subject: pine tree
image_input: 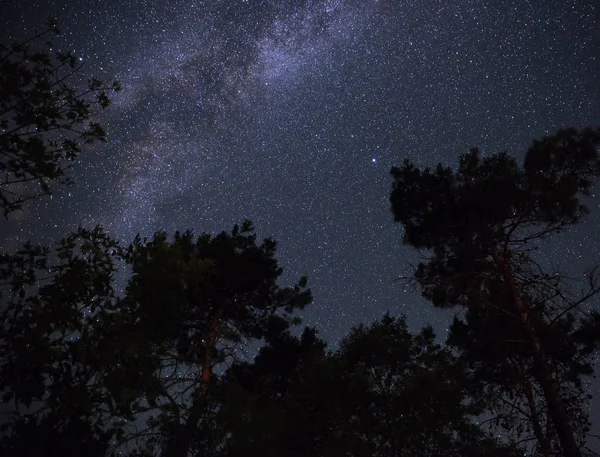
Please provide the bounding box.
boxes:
[389,127,600,457]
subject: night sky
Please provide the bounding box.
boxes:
[2,0,600,429]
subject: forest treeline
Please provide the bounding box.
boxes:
[1,21,600,457]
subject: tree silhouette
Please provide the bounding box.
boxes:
[334,314,521,457]
[221,326,334,457]
[389,127,600,457]
[0,227,149,456]
[109,220,311,457]
[221,314,521,457]
[0,221,311,457]
[0,19,120,216]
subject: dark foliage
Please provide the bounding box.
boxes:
[221,314,521,457]
[0,227,141,456]
[0,19,120,216]
[390,127,600,457]
[0,222,311,457]
[122,220,312,457]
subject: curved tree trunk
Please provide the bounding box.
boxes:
[164,304,228,457]
[491,250,581,457]
[521,377,554,457]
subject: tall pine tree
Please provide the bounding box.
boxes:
[389,127,600,457]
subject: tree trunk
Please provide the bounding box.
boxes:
[532,347,581,457]
[491,250,581,457]
[521,377,554,457]
[167,401,204,457]
[163,304,228,457]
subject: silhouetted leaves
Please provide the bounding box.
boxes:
[221,314,521,457]
[390,127,600,457]
[0,19,120,216]
[0,221,311,457]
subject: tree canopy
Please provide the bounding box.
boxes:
[221,314,521,457]
[0,222,312,457]
[0,19,120,216]
[390,127,600,457]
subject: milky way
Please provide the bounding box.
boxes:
[98,1,375,240]
[2,1,600,426]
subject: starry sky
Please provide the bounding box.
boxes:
[2,0,600,390]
